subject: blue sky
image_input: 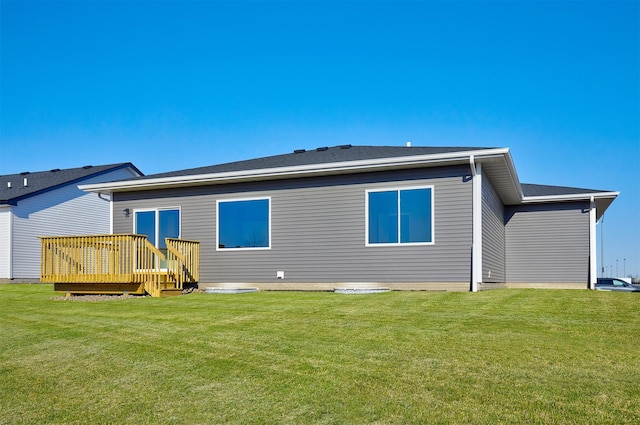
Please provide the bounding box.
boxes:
[1,0,639,277]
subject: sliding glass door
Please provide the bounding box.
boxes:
[135,208,180,267]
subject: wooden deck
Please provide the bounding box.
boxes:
[40,234,199,297]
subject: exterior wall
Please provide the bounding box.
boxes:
[9,168,136,280]
[0,206,12,279]
[481,175,505,286]
[505,201,590,287]
[113,166,474,290]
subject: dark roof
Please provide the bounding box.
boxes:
[521,183,613,197]
[138,145,615,200]
[137,145,491,180]
[0,163,142,205]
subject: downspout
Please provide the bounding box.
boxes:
[8,206,13,279]
[589,196,597,289]
[470,155,482,292]
[110,196,114,234]
[98,192,113,234]
[470,155,477,178]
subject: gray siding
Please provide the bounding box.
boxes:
[505,202,590,284]
[113,166,473,287]
[481,175,505,283]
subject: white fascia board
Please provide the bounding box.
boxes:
[501,149,524,200]
[522,191,620,203]
[80,148,511,194]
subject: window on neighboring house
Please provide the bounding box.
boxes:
[367,187,433,245]
[217,198,270,250]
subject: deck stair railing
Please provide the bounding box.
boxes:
[40,234,200,297]
[166,238,200,287]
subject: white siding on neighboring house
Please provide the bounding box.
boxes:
[10,168,134,280]
[0,207,12,279]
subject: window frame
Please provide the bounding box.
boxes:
[216,197,272,251]
[365,186,435,247]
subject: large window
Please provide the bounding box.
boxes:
[367,187,433,245]
[217,198,270,250]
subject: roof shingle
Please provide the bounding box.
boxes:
[0,163,142,205]
[135,145,491,180]
[521,183,614,197]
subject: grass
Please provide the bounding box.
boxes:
[1,285,638,424]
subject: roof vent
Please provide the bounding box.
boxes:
[406,141,412,147]
[82,165,93,169]
[23,178,28,187]
[338,144,352,149]
[7,182,11,189]
[316,146,329,152]
[50,168,60,172]
[293,149,306,154]
[20,171,30,175]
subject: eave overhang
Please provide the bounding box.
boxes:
[522,192,619,221]
[78,147,618,219]
[80,147,521,197]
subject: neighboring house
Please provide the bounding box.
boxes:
[80,146,618,291]
[0,163,143,281]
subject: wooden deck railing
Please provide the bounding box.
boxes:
[166,238,200,288]
[40,235,200,296]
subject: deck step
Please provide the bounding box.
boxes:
[158,288,183,297]
[143,279,182,298]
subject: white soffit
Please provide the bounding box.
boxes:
[475,153,523,204]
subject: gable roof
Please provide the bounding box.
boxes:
[0,163,143,206]
[79,145,618,218]
[137,145,489,179]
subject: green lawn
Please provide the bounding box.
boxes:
[1,285,638,424]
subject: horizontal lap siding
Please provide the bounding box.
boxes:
[11,169,135,280]
[505,202,589,283]
[482,176,505,283]
[113,166,473,285]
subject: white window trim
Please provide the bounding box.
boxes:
[365,185,435,247]
[132,207,182,246]
[216,197,272,251]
